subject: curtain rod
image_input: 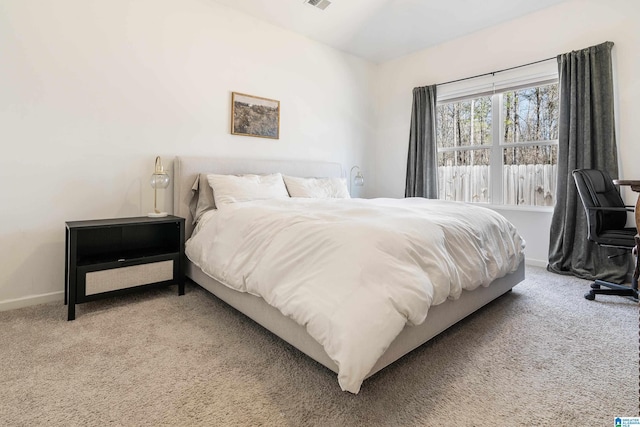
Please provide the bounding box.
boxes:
[437,56,556,86]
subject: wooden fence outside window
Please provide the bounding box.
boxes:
[438,164,557,206]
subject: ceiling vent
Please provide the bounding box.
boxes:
[304,0,332,11]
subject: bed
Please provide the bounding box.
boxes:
[173,156,525,394]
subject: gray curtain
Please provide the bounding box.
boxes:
[405,85,438,198]
[547,41,627,282]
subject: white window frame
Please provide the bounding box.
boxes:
[436,60,559,207]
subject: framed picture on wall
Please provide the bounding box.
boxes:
[231,92,280,139]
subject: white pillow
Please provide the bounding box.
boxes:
[283,175,350,199]
[206,173,289,207]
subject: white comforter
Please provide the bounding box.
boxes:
[186,198,525,393]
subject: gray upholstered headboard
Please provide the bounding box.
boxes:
[173,156,344,238]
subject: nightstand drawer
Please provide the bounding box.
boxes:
[76,253,180,302]
[84,259,174,295]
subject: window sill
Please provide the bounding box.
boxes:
[474,203,555,213]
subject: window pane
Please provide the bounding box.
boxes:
[503,145,558,206]
[438,149,491,203]
[437,96,492,148]
[503,83,558,143]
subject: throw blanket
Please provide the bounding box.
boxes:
[186,198,525,393]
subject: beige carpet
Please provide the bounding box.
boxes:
[0,266,637,426]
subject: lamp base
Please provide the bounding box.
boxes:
[148,212,168,218]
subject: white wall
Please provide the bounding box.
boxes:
[0,0,375,307]
[2,0,637,307]
[371,0,640,266]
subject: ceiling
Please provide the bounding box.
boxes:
[212,0,569,63]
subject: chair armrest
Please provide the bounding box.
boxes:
[585,206,635,212]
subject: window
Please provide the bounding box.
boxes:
[436,67,559,207]
[437,96,492,203]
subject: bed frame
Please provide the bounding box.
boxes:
[173,156,525,380]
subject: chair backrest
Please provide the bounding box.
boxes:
[572,169,627,241]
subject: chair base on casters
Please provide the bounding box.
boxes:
[584,237,639,301]
[584,279,639,301]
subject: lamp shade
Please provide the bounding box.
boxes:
[150,171,170,189]
[354,171,364,187]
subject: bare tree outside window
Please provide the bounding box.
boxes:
[504,84,558,143]
[437,82,559,206]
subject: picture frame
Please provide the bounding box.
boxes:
[231,92,280,139]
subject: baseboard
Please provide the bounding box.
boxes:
[525,258,547,268]
[0,291,64,312]
[0,257,583,312]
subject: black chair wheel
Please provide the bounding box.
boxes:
[584,292,596,300]
[590,283,601,289]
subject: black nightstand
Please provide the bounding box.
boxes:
[65,215,185,320]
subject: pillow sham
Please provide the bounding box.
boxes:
[190,174,217,224]
[206,173,290,207]
[283,175,350,199]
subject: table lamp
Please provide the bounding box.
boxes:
[350,165,364,195]
[149,156,170,217]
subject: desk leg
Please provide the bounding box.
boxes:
[633,236,639,293]
[634,194,639,295]
[635,195,640,234]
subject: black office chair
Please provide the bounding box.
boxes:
[572,169,639,301]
